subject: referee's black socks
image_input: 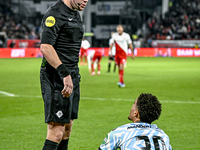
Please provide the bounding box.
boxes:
[57,139,69,150]
[42,139,58,150]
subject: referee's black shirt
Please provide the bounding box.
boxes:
[41,0,84,68]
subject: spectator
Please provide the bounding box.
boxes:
[0,3,39,41]
[148,0,200,40]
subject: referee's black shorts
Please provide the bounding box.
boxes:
[109,55,115,61]
[40,64,81,124]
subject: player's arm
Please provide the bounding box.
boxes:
[40,44,62,69]
[98,131,119,150]
[40,44,73,98]
[109,43,114,57]
[128,43,134,59]
[126,33,134,59]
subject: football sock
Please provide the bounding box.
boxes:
[42,139,58,150]
[98,63,101,71]
[85,56,87,63]
[108,62,111,72]
[57,139,69,150]
[119,69,124,83]
[113,63,116,72]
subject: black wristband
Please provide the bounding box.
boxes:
[56,64,70,80]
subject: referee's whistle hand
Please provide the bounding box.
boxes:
[61,75,73,98]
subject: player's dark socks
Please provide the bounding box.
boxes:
[107,63,111,72]
[113,63,116,72]
[57,139,69,150]
[42,139,58,150]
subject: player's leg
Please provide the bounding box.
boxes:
[84,52,87,66]
[42,122,65,150]
[87,55,91,73]
[119,63,125,84]
[115,56,123,86]
[57,120,73,150]
[80,54,83,65]
[113,62,116,72]
[91,54,97,75]
[97,56,102,75]
[91,60,95,75]
[107,56,112,72]
[112,56,116,72]
[117,58,126,87]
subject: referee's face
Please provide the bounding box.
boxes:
[76,0,89,11]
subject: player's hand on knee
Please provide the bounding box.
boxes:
[61,75,73,98]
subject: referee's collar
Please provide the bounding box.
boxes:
[60,0,77,15]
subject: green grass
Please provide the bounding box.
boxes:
[0,57,200,150]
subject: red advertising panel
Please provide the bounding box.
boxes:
[0,48,200,58]
[135,48,200,57]
[0,48,42,58]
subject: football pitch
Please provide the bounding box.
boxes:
[0,57,200,150]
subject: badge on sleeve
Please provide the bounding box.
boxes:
[45,16,56,27]
[102,135,109,145]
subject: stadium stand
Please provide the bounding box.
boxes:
[0,1,39,47]
[148,0,200,40]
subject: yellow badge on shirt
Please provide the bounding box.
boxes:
[45,16,56,27]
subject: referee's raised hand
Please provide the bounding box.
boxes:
[61,75,73,98]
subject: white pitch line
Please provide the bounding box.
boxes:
[81,97,200,104]
[0,93,200,104]
[0,91,16,97]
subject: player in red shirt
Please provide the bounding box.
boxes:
[91,49,102,75]
[110,25,134,87]
[80,38,90,65]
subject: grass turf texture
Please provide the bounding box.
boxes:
[0,57,200,150]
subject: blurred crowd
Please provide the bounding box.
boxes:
[0,2,39,47]
[148,0,200,40]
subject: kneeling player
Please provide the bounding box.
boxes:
[87,50,97,73]
[91,49,102,75]
[80,38,90,65]
[98,93,172,150]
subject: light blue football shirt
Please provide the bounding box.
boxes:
[99,122,172,150]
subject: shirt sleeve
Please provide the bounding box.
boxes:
[41,10,64,45]
[109,38,114,45]
[99,131,119,150]
[126,34,132,45]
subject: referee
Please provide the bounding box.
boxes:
[40,0,88,150]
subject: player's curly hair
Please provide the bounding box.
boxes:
[137,93,162,124]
